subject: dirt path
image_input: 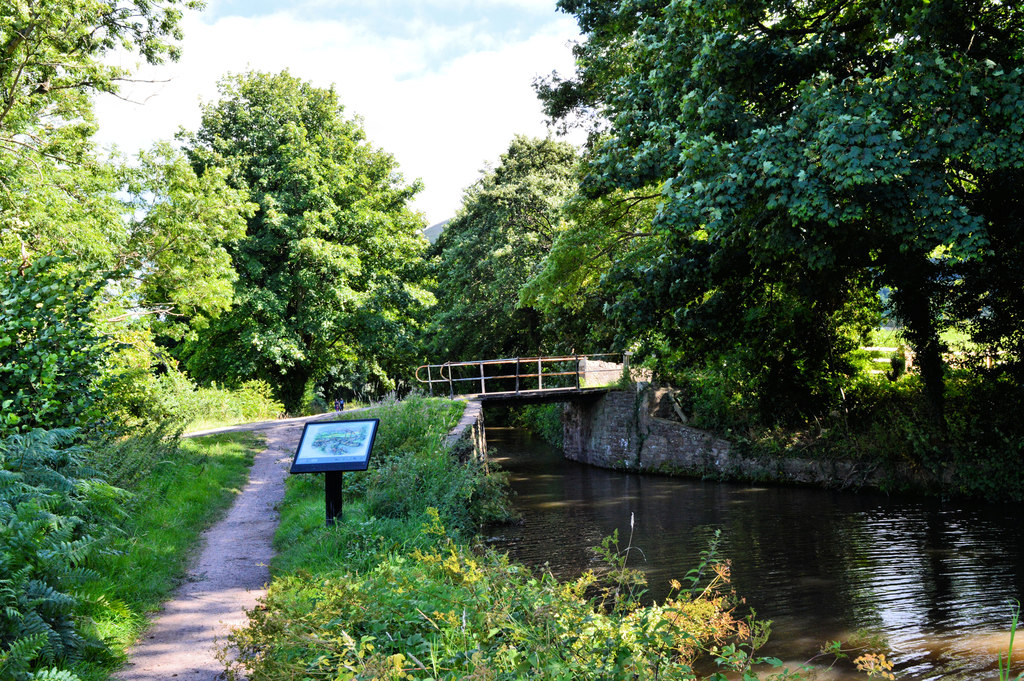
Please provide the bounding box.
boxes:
[114,413,339,681]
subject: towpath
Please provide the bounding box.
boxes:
[114,412,350,681]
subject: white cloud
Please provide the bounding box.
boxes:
[93,6,583,224]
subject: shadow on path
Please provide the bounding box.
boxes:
[115,411,364,680]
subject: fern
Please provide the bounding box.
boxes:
[0,633,47,680]
[0,429,120,678]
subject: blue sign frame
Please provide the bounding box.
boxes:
[290,419,379,473]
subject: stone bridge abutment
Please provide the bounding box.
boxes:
[562,386,732,474]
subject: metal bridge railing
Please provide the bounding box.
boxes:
[414,353,628,398]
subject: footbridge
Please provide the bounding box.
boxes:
[415,354,628,404]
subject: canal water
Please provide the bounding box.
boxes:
[484,426,1024,680]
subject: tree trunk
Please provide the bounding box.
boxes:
[887,257,948,436]
[278,367,312,415]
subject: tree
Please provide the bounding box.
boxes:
[0,0,262,432]
[181,71,431,411]
[428,136,583,360]
[118,143,255,339]
[541,0,1024,429]
[1,0,201,257]
[0,0,199,152]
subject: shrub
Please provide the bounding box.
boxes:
[0,257,113,436]
[343,395,511,534]
[152,374,284,431]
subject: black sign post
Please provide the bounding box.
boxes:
[290,419,379,526]
[324,470,344,526]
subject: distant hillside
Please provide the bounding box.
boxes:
[423,219,450,245]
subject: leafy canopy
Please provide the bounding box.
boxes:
[429,136,583,360]
[182,71,432,410]
[1,0,202,256]
[541,0,1024,425]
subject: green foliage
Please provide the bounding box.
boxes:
[542,0,1024,431]
[154,376,284,433]
[0,257,113,436]
[339,396,509,534]
[116,143,257,339]
[0,420,261,681]
[428,136,596,360]
[999,603,1023,681]
[0,0,201,268]
[509,404,564,448]
[79,431,260,672]
[181,70,432,411]
[0,429,125,681]
[520,187,659,321]
[699,367,1024,500]
[1,1,260,440]
[233,514,789,681]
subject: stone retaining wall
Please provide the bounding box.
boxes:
[563,385,918,490]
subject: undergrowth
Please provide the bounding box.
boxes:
[225,395,806,681]
[0,425,263,681]
[674,359,1024,500]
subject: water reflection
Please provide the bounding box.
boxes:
[484,427,1024,680]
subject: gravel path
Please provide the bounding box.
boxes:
[114,413,340,681]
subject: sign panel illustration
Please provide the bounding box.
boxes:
[290,419,379,473]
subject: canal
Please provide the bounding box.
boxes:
[484,426,1024,680]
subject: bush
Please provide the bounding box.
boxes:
[229,511,786,681]
[0,257,113,436]
[342,395,511,534]
[152,374,284,432]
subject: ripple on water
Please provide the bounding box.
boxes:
[484,426,1024,681]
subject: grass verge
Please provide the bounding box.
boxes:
[74,431,264,680]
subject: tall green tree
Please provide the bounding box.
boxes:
[428,136,586,360]
[0,0,260,432]
[541,0,1024,428]
[181,71,431,410]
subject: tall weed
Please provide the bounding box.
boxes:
[230,510,792,681]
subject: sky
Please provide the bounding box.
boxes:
[93,0,585,226]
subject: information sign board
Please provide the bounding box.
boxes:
[290,419,379,473]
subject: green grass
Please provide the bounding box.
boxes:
[74,431,264,680]
[868,325,977,350]
[179,384,284,432]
